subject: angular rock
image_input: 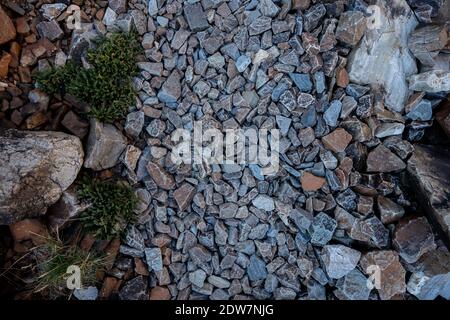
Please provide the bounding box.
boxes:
[248,17,272,36]
[309,212,337,246]
[119,276,147,300]
[321,245,361,279]
[84,120,127,171]
[408,70,450,93]
[36,20,64,42]
[184,3,209,32]
[158,71,181,103]
[360,250,406,300]
[0,130,83,224]
[334,269,371,300]
[407,249,450,300]
[322,128,352,153]
[347,1,418,112]
[145,247,163,272]
[393,217,436,264]
[173,183,196,211]
[0,6,16,45]
[335,11,366,46]
[378,196,405,224]
[47,187,89,231]
[146,162,175,190]
[301,172,325,192]
[252,195,275,211]
[125,111,145,138]
[366,145,406,173]
[247,254,267,281]
[407,145,450,239]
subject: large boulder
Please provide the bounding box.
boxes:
[0,130,83,224]
[347,0,418,113]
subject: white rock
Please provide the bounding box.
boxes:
[347,0,418,113]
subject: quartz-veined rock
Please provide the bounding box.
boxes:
[347,0,418,112]
[0,130,83,224]
[408,70,450,93]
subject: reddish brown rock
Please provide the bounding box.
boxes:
[25,112,47,129]
[146,162,175,190]
[393,217,436,264]
[9,219,48,245]
[377,196,405,224]
[61,110,89,139]
[336,67,349,87]
[149,286,171,300]
[0,53,12,78]
[135,258,149,276]
[15,17,30,35]
[292,0,311,10]
[367,144,406,173]
[360,250,406,300]
[0,6,16,45]
[173,183,196,211]
[322,128,352,153]
[301,172,325,192]
[336,11,366,46]
[436,98,450,139]
[100,277,119,299]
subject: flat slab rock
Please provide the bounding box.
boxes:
[0,130,83,224]
[407,145,450,241]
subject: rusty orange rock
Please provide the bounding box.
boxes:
[0,6,16,45]
[0,53,12,78]
[301,172,325,192]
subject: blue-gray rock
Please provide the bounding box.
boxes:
[74,286,98,300]
[309,212,337,246]
[248,16,272,35]
[276,115,292,136]
[249,164,264,181]
[301,105,317,127]
[235,55,251,72]
[334,269,371,300]
[406,99,433,121]
[336,189,357,211]
[119,276,148,300]
[324,100,342,127]
[247,254,268,281]
[345,84,369,98]
[314,71,326,94]
[184,3,210,32]
[290,73,313,92]
[145,247,163,272]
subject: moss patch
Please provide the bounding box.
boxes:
[77,176,137,240]
[35,32,142,122]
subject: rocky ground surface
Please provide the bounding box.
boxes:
[1,0,450,300]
